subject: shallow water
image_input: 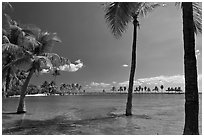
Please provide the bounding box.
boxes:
[2,94,202,135]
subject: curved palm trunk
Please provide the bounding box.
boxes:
[17,68,35,114]
[182,2,199,135]
[126,16,138,116]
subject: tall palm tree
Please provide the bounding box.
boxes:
[181,2,202,135]
[105,2,161,116]
[2,18,77,114]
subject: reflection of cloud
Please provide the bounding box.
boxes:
[122,64,128,67]
[59,60,83,72]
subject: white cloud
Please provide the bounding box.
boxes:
[119,80,142,86]
[90,82,110,87]
[198,74,202,80]
[40,69,50,73]
[138,75,185,85]
[195,50,200,56]
[122,64,128,67]
[90,82,100,86]
[59,59,83,72]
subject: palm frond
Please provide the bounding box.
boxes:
[180,2,202,34]
[42,53,65,68]
[3,56,33,76]
[21,24,42,38]
[105,2,136,38]
[2,2,13,10]
[2,35,10,43]
[192,2,202,34]
[38,32,61,54]
[33,55,53,72]
[2,43,24,58]
[138,2,161,17]
[18,34,39,52]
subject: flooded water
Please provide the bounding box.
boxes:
[2,94,202,135]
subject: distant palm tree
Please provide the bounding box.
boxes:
[105,2,161,116]
[160,85,164,91]
[52,68,60,83]
[181,2,202,135]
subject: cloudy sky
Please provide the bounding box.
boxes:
[6,2,202,91]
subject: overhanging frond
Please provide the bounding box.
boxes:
[180,2,202,34]
[138,2,161,17]
[192,2,202,34]
[105,2,136,38]
[37,32,61,54]
[105,2,162,38]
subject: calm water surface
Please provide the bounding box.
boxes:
[2,94,202,135]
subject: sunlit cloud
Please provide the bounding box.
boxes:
[90,82,100,86]
[195,50,200,56]
[59,59,83,72]
[138,75,185,85]
[119,81,142,86]
[40,59,83,73]
[122,64,128,67]
[90,82,110,87]
[117,74,202,87]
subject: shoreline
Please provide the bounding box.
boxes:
[6,92,202,98]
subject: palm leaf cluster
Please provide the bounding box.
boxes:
[105,2,161,38]
[2,15,75,82]
[176,2,202,34]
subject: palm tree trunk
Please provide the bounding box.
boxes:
[126,16,138,116]
[17,68,35,114]
[5,67,11,93]
[182,2,199,135]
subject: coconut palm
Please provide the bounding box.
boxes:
[2,18,77,114]
[181,2,202,135]
[104,2,162,115]
[2,14,30,95]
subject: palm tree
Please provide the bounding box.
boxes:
[2,14,23,95]
[2,18,77,114]
[181,2,202,135]
[52,68,60,82]
[105,2,161,116]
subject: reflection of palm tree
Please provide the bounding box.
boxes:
[105,2,161,116]
[182,2,201,135]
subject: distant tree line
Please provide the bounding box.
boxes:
[3,80,83,97]
[110,85,182,93]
